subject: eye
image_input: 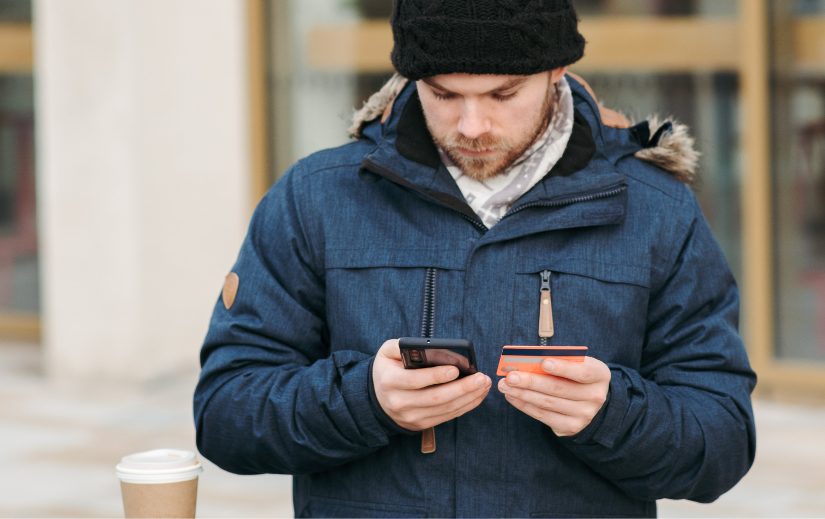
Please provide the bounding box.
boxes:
[432,90,455,101]
[492,91,518,101]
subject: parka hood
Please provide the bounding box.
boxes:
[348,73,699,185]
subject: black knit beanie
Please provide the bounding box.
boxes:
[390,0,585,80]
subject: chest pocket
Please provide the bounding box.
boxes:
[511,258,650,369]
[325,248,466,356]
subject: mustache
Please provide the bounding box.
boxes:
[441,132,514,154]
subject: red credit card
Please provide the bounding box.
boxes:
[496,346,588,376]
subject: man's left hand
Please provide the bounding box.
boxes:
[498,357,611,437]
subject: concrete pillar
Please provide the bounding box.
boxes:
[34,0,251,382]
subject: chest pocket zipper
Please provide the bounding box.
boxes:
[420,267,438,454]
[539,270,554,346]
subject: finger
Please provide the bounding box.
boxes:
[541,357,610,385]
[390,364,461,390]
[418,387,490,429]
[428,377,491,413]
[504,395,583,436]
[377,373,482,424]
[503,371,582,401]
[377,339,401,360]
[400,382,490,429]
[415,372,491,406]
[498,382,590,417]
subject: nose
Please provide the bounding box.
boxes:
[457,102,491,140]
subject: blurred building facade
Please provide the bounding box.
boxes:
[1,0,824,397]
[0,0,252,382]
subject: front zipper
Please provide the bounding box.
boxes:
[420,267,438,454]
[420,268,438,338]
[539,270,554,346]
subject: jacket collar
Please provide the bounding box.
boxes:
[565,74,644,165]
[359,75,629,233]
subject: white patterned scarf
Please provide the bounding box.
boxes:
[439,77,575,229]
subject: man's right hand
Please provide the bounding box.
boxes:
[373,339,492,431]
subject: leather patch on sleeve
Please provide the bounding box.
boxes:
[223,273,239,310]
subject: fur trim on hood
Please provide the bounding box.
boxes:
[348,73,699,185]
[348,73,407,139]
[633,115,698,185]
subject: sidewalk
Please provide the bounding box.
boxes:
[0,341,823,517]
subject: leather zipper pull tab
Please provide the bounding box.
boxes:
[421,426,436,453]
[539,270,554,339]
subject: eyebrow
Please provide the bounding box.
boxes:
[422,76,529,96]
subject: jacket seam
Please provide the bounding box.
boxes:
[306,494,428,514]
[302,161,366,179]
[620,161,689,202]
[649,200,698,301]
[515,256,650,272]
[328,246,466,252]
[292,162,327,276]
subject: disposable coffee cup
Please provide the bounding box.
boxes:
[116,449,203,518]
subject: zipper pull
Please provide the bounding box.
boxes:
[421,427,436,454]
[539,270,554,341]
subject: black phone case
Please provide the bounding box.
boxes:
[398,337,478,377]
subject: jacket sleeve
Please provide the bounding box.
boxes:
[193,164,394,475]
[559,188,757,503]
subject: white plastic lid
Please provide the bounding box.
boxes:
[116,449,203,484]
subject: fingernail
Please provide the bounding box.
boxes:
[475,373,486,386]
[508,373,521,385]
[542,359,555,372]
[498,380,510,392]
[447,368,459,379]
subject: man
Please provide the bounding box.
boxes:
[194,1,756,517]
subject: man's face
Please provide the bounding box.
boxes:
[417,68,566,182]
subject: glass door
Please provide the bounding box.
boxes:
[256,0,825,396]
[0,0,37,340]
[771,0,825,364]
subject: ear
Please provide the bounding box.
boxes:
[566,72,597,100]
[566,72,631,129]
[549,66,568,85]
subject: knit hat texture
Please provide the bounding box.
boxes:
[390,0,586,80]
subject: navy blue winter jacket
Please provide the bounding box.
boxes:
[194,76,756,518]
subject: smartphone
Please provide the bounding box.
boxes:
[399,337,479,378]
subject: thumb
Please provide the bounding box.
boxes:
[377,338,401,360]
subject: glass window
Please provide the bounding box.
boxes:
[0,0,36,315]
[0,0,31,22]
[0,75,36,314]
[574,0,736,16]
[771,0,825,362]
[264,0,742,284]
[267,0,395,182]
[575,72,741,284]
[796,0,825,15]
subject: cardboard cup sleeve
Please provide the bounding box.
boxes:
[116,449,203,518]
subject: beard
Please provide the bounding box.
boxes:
[426,82,556,182]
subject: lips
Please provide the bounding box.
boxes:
[457,148,501,157]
